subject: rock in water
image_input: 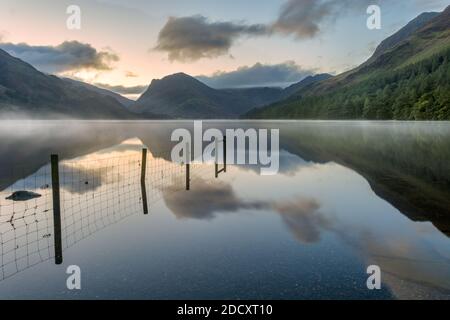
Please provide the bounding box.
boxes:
[6,191,42,201]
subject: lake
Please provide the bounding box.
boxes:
[0,120,449,299]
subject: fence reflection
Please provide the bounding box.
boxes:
[0,166,54,281]
[0,144,222,282]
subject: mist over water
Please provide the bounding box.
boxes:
[0,120,449,299]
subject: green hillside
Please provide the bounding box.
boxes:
[247,6,450,120]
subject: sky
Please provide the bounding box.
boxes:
[0,0,449,98]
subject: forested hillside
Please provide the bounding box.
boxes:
[249,48,450,120]
[247,6,450,120]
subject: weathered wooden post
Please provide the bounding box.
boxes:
[186,142,190,190]
[141,148,148,214]
[50,154,63,265]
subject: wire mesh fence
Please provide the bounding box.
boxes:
[0,164,54,281]
[0,141,226,282]
[60,155,143,251]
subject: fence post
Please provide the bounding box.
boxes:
[141,148,147,184]
[50,154,63,265]
[215,138,219,178]
[223,135,227,173]
[141,148,148,214]
[186,142,190,190]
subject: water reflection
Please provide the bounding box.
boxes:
[0,121,449,299]
[273,199,333,244]
[163,177,268,220]
[0,134,223,281]
[273,121,450,236]
[161,176,333,244]
[213,159,450,299]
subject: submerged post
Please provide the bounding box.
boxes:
[215,137,227,178]
[141,148,148,214]
[186,142,190,190]
[141,148,147,184]
[223,135,227,173]
[215,138,219,178]
[50,154,63,265]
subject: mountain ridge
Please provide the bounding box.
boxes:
[131,72,330,119]
[370,12,440,60]
[0,48,136,119]
[62,78,134,108]
[246,6,450,120]
[2,6,448,120]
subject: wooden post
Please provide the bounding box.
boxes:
[50,154,63,265]
[215,138,219,178]
[141,148,148,214]
[141,148,147,184]
[223,135,227,173]
[141,181,148,215]
[186,163,190,190]
[186,142,190,190]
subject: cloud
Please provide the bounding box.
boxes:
[273,198,333,243]
[0,41,119,73]
[162,178,269,220]
[161,176,333,244]
[272,0,373,39]
[94,83,147,95]
[153,1,375,62]
[197,61,314,88]
[237,149,317,177]
[154,15,268,62]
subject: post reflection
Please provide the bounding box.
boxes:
[0,121,449,299]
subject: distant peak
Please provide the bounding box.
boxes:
[163,72,194,80]
[149,72,196,85]
[171,72,191,77]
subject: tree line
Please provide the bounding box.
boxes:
[250,47,450,120]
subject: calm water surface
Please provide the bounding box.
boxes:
[0,120,449,299]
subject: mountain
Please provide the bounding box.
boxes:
[221,87,284,112]
[281,73,333,99]
[1,46,324,119]
[246,6,450,120]
[131,72,284,118]
[370,12,440,60]
[62,78,134,108]
[0,49,136,119]
[131,72,333,119]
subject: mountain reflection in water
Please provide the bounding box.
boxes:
[0,120,449,300]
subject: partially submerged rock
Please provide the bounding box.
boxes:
[5,191,42,201]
